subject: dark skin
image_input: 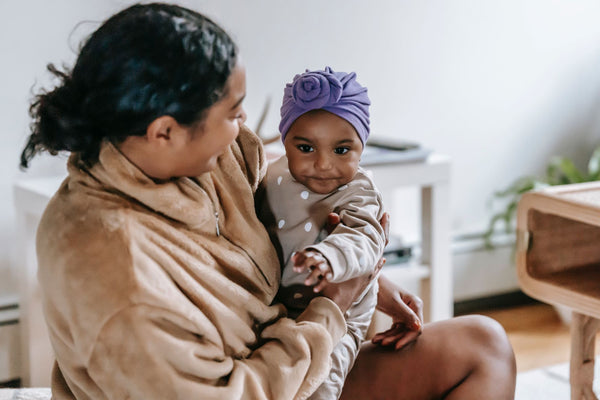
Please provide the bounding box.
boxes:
[323,212,516,400]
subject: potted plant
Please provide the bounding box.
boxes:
[484,146,600,248]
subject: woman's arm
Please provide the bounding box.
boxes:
[87,298,346,400]
[82,260,378,400]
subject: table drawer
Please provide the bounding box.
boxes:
[0,309,20,383]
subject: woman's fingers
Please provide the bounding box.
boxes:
[371,325,400,343]
[325,212,341,234]
[371,323,422,350]
[374,257,386,276]
[397,300,422,331]
[379,212,390,246]
[291,251,306,272]
[394,331,420,350]
[401,294,424,330]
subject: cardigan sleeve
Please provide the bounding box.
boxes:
[86,297,345,400]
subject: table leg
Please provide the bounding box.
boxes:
[420,183,452,322]
[570,312,600,400]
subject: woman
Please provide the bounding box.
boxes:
[22,3,516,399]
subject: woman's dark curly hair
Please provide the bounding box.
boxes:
[20,3,238,168]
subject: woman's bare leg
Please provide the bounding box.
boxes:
[340,315,516,400]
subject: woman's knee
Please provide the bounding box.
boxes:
[458,315,515,364]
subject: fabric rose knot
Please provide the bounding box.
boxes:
[279,66,371,145]
[291,70,343,109]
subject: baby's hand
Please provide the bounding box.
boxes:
[291,250,333,293]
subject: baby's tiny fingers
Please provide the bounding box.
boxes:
[304,269,321,286]
[313,278,329,293]
[293,261,308,273]
[304,263,327,286]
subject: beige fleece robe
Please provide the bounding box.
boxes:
[36,126,346,400]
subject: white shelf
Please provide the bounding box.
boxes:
[367,154,453,322]
[0,308,19,324]
[0,323,19,382]
[0,294,18,310]
[381,262,430,283]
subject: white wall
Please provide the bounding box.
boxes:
[3,1,600,293]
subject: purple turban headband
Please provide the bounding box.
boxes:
[279,67,371,145]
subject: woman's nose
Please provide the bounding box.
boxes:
[238,109,247,125]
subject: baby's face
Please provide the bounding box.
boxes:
[284,110,362,194]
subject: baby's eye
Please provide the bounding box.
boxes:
[297,144,314,153]
[334,147,349,155]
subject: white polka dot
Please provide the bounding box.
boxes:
[300,191,309,200]
[277,176,283,185]
[359,255,366,267]
[278,219,286,229]
[304,222,312,232]
[338,184,348,191]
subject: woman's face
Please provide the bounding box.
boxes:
[283,109,363,194]
[174,62,247,177]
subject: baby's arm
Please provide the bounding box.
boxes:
[309,174,386,283]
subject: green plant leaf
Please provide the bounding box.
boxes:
[493,176,540,197]
[486,145,600,250]
[483,213,507,249]
[503,201,518,232]
[546,157,585,184]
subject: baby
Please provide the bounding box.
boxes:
[262,67,386,400]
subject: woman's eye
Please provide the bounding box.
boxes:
[297,144,313,153]
[334,147,349,155]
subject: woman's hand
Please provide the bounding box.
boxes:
[371,274,423,350]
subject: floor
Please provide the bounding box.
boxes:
[472,301,600,372]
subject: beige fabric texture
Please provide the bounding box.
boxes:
[35,126,346,400]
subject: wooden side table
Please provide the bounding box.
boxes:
[516,182,600,400]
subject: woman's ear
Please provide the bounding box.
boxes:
[146,116,185,146]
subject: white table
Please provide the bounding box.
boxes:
[364,154,453,324]
[12,153,452,386]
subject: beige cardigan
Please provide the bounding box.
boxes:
[36,126,346,400]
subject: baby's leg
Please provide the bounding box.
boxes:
[309,332,360,400]
[310,283,378,400]
[340,315,516,400]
